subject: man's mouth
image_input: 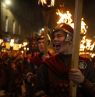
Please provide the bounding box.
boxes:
[53,44,61,50]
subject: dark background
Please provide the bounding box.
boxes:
[9,0,95,39]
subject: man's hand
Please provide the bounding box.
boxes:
[69,68,84,84]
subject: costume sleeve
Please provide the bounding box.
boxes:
[79,59,95,97]
[34,64,49,97]
[80,78,95,97]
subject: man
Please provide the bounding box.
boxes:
[23,31,56,97]
[31,31,55,69]
[34,23,95,97]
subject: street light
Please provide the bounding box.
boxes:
[2,0,12,8]
[4,0,11,6]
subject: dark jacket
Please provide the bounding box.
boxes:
[35,53,95,97]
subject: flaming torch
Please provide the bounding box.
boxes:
[56,10,87,35]
[81,18,88,35]
[56,1,84,97]
[38,0,55,54]
[80,36,95,57]
[38,0,47,5]
[56,9,95,57]
[38,0,55,7]
[56,10,73,25]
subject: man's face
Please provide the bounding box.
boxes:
[52,31,68,53]
[38,39,45,52]
[31,41,37,50]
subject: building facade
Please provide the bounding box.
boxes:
[0,1,22,43]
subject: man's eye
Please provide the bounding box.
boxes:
[58,35,62,37]
[57,35,64,38]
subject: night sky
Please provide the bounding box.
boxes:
[83,0,95,39]
[10,0,95,39]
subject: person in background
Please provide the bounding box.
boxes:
[34,23,95,97]
[24,31,55,97]
[31,31,55,69]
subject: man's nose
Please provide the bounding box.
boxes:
[53,36,58,41]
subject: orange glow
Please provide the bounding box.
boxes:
[56,10,73,25]
[80,36,95,51]
[38,0,47,5]
[38,0,55,7]
[56,10,87,34]
[81,18,88,34]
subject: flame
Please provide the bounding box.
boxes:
[56,10,73,25]
[80,36,95,57]
[56,10,95,55]
[80,36,95,51]
[38,0,55,7]
[38,0,47,5]
[81,18,88,34]
[51,0,55,6]
[56,10,87,34]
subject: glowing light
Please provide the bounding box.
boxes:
[0,39,3,45]
[27,48,29,51]
[56,10,73,25]
[38,0,47,5]
[10,39,14,47]
[56,10,87,34]
[38,0,55,7]
[22,42,28,47]
[81,18,88,34]
[80,36,95,51]
[51,0,55,6]
[4,0,12,6]
[18,44,22,49]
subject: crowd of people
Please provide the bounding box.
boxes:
[0,23,95,97]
